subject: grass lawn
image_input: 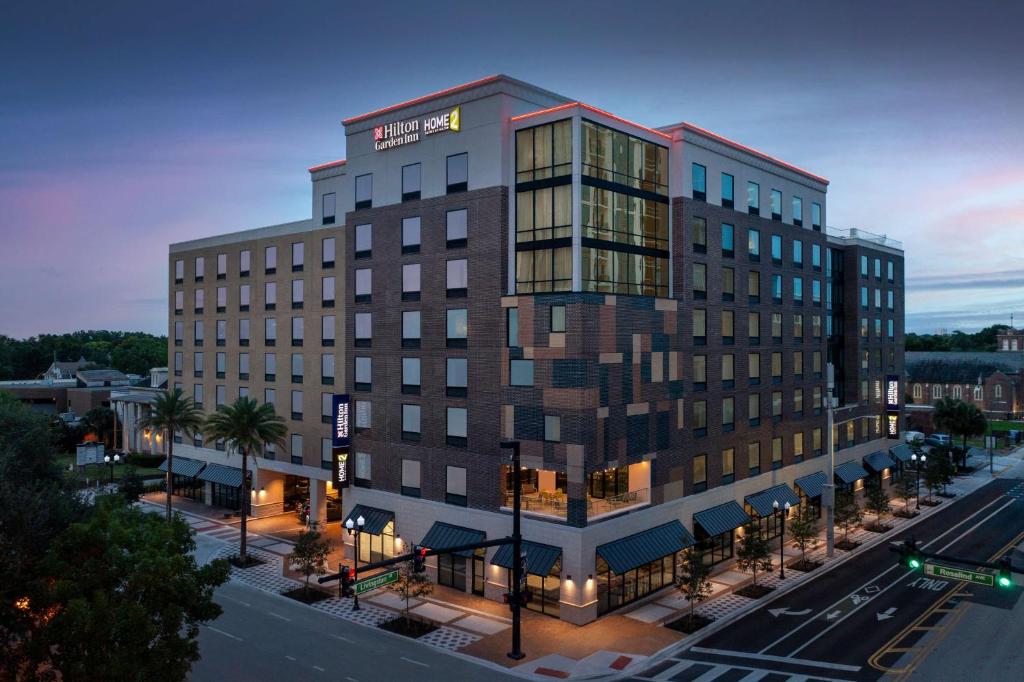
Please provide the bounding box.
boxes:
[57,453,165,482]
[987,420,1024,433]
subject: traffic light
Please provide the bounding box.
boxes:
[899,540,923,570]
[340,565,353,597]
[997,558,1013,588]
[413,545,427,573]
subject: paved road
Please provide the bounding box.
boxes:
[630,476,1024,681]
[189,536,514,682]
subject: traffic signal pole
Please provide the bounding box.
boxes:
[501,440,525,660]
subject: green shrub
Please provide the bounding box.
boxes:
[127,452,165,468]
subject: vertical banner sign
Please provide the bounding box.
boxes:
[332,394,351,488]
[885,375,900,439]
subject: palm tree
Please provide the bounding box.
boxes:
[933,397,987,469]
[204,397,287,566]
[137,389,204,521]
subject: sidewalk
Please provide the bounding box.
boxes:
[141,457,1016,680]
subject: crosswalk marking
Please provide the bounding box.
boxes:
[633,658,851,682]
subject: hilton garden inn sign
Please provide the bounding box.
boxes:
[373,106,460,151]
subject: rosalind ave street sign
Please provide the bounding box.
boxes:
[924,562,994,587]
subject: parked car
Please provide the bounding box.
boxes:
[925,433,952,448]
[905,430,925,444]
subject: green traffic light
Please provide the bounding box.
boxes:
[909,558,921,569]
[998,575,1012,588]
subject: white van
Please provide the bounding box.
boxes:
[904,431,925,444]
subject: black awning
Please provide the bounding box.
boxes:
[863,451,897,473]
[420,521,485,558]
[344,504,394,535]
[795,471,828,499]
[157,456,205,478]
[596,521,695,575]
[835,460,869,484]
[693,501,750,537]
[491,540,561,576]
[745,484,801,517]
[197,463,243,487]
[889,443,913,463]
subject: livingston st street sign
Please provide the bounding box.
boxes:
[924,562,994,587]
[373,106,460,151]
[354,569,399,595]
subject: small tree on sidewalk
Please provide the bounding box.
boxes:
[834,489,863,547]
[788,504,819,568]
[292,528,331,599]
[895,472,916,516]
[385,560,433,622]
[924,454,953,500]
[864,477,891,530]
[675,547,713,628]
[736,518,772,588]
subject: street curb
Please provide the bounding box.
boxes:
[601,475,997,681]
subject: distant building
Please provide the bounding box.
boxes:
[75,369,130,388]
[997,327,1024,352]
[39,356,90,381]
[906,351,1022,420]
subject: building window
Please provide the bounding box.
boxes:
[194,288,204,314]
[692,163,707,200]
[771,353,782,384]
[812,202,822,230]
[748,228,760,259]
[401,458,421,496]
[722,354,735,388]
[322,277,335,308]
[402,311,421,348]
[693,355,707,390]
[887,260,895,282]
[518,247,572,294]
[693,454,707,492]
[792,196,803,226]
[447,407,467,446]
[722,266,735,301]
[193,352,204,378]
[749,441,761,475]
[580,244,667,297]
[693,309,707,345]
[693,263,707,299]
[291,279,304,309]
[771,234,783,262]
[193,383,203,408]
[518,184,572,242]
[355,451,371,487]
[691,217,707,253]
[793,239,803,267]
[549,306,566,334]
[721,173,734,209]
[510,359,534,387]
[322,237,335,268]
[749,352,761,384]
[747,181,760,215]
[812,280,822,304]
[722,310,734,342]
[194,256,204,282]
[402,358,421,394]
[265,281,276,310]
[794,351,803,377]
[291,390,303,420]
[812,244,821,271]
[216,253,227,279]
[355,400,371,430]
[238,352,249,380]
[772,436,783,469]
[401,406,421,442]
[722,447,735,483]
[354,312,371,347]
[355,224,372,258]
[402,217,421,254]
[292,242,304,272]
[748,271,760,303]
[693,400,707,437]
[447,208,468,247]
[355,173,372,209]
[239,249,250,276]
[447,309,468,348]
[291,317,304,346]
[239,285,250,312]
[174,290,183,313]
[447,153,468,193]
[264,246,277,275]
[770,189,782,221]
[932,385,941,399]
[748,393,760,425]
[402,264,421,302]
[238,319,249,346]
[507,308,519,347]
[544,415,561,443]
[447,358,468,397]
[517,119,572,182]
[793,277,803,303]
[291,353,303,383]
[355,268,371,303]
[174,259,184,283]
[722,397,735,431]
[446,259,468,297]
[721,223,734,256]
[193,320,204,346]
[771,313,783,340]
[264,317,276,346]
[215,352,226,378]
[290,433,303,465]
[322,193,336,225]
[446,466,467,506]
[355,357,371,391]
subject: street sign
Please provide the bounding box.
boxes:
[924,562,994,587]
[353,569,399,595]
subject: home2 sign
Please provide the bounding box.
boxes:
[332,394,351,488]
[373,106,460,151]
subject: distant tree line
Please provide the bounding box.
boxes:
[0,331,167,380]
[904,324,1010,353]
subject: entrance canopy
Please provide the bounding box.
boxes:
[834,460,869,484]
[744,484,801,518]
[889,443,913,463]
[863,451,897,473]
[420,521,485,558]
[492,540,561,576]
[693,501,750,537]
[198,463,243,488]
[596,521,695,575]
[344,504,394,535]
[157,456,205,478]
[794,471,828,499]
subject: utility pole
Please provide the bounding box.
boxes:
[500,440,525,660]
[824,363,836,558]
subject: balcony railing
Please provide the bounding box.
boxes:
[588,488,650,518]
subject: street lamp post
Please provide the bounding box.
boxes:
[499,440,525,661]
[774,500,791,579]
[103,452,121,484]
[344,515,365,611]
[824,364,836,558]
[911,453,926,508]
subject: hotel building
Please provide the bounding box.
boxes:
[166,75,905,625]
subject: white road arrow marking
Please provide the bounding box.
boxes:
[769,607,813,617]
[826,610,842,620]
[876,607,897,621]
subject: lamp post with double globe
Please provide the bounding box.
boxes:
[344,515,365,611]
[103,452,121,484]
[773,499,791,579]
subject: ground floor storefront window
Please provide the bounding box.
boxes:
[507,559,562,617]
[172,474,202,502]
[695,527,734,566]
[357,520,395,566]
[472,550,485,596]
[754,511,782,541]
[596,553,676,616]
[799,492,822,519]
[438,553,467,592]
[211,482,240,510]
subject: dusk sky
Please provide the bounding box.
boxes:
[2,0,1022,338]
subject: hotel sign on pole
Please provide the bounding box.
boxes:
[332,394,351,488]
[373,106,460,151]
[885,375,900,439]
